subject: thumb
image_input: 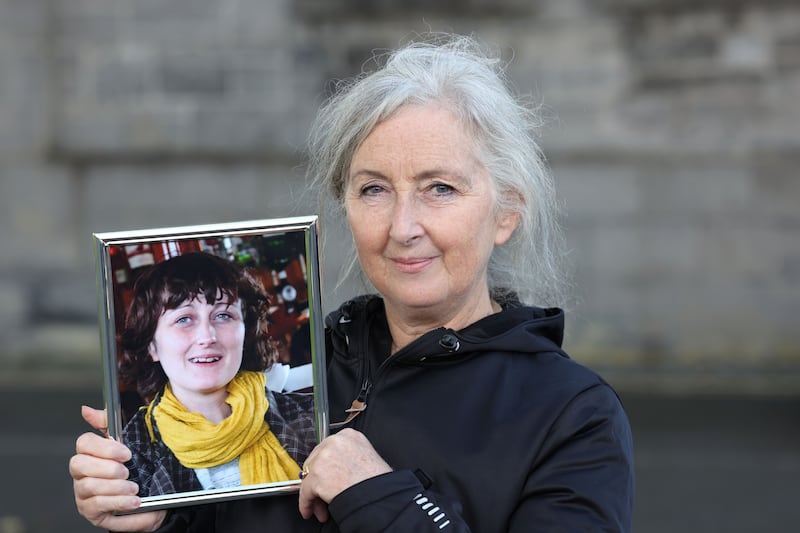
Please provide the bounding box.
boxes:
[81,405,108,434]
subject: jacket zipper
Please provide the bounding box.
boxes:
[331,310,444,429]
[330,311,376,429]
[330,378,372,428]
[330,326,415,429]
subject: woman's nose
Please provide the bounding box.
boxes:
[195,320,217,345]
[388,194,424,245]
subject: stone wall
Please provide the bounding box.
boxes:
[1,0,798,392]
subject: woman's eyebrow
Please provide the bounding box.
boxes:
[350,168,471,184]
[166,300,193,311]
[349,169,386,182]
[417,169,471,184]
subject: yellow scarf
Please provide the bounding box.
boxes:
[145,370,300,486]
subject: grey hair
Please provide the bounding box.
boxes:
[306,34,570,308]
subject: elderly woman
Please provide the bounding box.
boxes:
[70,35,634,532]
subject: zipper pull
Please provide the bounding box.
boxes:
[330,380,371,429]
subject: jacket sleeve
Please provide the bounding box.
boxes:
[328,470,473,532]
[510,382,635,532]
[327,383,634,533]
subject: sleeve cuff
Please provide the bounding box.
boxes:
[328,470,424,529]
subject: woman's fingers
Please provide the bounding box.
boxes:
[72,469,157,531]
[298,480,316,520]
[74,475,138,499]
[81,405,108,433]
[70,435,132,493]
[79,499,166,533]
[299,428,392,522]
[74,482,140,511]
[70,447,140,521]
[299,484,329,522]
[309,428,392,501]
[311,498,330,523]
[74,431,131,463]
[71,455,167,532]
[71,406,167,532]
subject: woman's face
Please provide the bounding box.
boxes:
[345,103,519,322]
[149,293,245,404]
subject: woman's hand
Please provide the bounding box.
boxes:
[69,406,167,532]
[298,428,393,523]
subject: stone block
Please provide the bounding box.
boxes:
[0,5,50,154]
[0,279,30,334]
[637,159,754,218]
[7,323,100,365]
[80,163,306,236]
[554,162,642,221]
[699,224,800,286]
[29,271,97,323]
[54,0,302,155]
[0,164,78,270]
[511,21,628,107]
[751,151,800,218]
[295,0,536,21]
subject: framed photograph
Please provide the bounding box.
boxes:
[93,216,328,512]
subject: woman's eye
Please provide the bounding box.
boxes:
[361,184,386,196]
[215,312,233,321]
[175,316,191,325]
[431,183,455,194]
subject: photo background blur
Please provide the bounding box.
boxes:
[0,1,797,532]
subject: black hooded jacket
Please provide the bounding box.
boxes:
[151,295,634,532]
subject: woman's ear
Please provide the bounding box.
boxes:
[148,342,159,362]
[494,209,521,246]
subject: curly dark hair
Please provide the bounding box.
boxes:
[118,252,277,402]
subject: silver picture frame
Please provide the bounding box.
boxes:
[93,216,328,512]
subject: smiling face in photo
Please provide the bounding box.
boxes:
[149,293,245,406]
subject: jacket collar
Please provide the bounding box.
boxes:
[326,294,567,366]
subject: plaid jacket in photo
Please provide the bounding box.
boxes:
[122,387,317,497]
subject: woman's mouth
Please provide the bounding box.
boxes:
[189,356,222,364]
[392,257,433,274]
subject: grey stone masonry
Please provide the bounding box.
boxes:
[0,0,798,392]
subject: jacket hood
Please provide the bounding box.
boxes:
[325,294,567,366]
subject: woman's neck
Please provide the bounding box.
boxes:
[173,389,232,424]
[384,294,501,355]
